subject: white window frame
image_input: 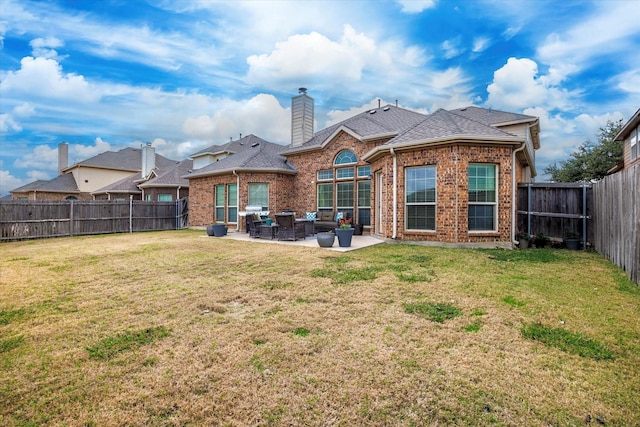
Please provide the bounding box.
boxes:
[405,165,436,231]
[215,184,225,222]
[468,163,498,232]
[248,183,269,211]
[227,183,237,224]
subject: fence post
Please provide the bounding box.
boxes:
[527,184,531,235]
[582,184,587,250]
[129,195,133,233]
[69,200,74,236]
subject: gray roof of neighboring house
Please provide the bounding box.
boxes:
[140,159,193,187]
[93,173,141,194]
[10,173,79,193]
[64,147,177,172]
[185,135,293,179]
[190,135,267,158]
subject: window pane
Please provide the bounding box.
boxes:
[158,194,172,202]
[317,183,333,209]
[357,165,371,177]
[358,208,371,226]
[335,150,357,165]
[215,185,224,205]
[337,167,354,179]
[468,205,495,231]
[407,205,435,230]
[317,170,333,180]
[468,165,496,203]
[227,184,237,223]
[215,207,224,221]
[406,166,436,203]
[336,182,354,208]
[248,183,269,209]
[357,181,370,207]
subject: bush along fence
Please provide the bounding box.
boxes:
[517,182,593,249]
[0,198,189,241]
[593,165,639,286]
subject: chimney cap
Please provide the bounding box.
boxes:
[298,87,307,94]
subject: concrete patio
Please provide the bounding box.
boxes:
[200,228,384,252]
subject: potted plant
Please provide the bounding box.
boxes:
[334,217,354,247]
[531,232,550,248]
[316,230,335,248]
[564,229,580,250]
[515,230,530,249]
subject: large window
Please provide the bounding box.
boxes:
[405,166,436,230]
[248,183,269,210]
[317,183,333,211]
[336,182,354,218]
[227,183,237,223]
[468,164,497,231]
[357,180,371,226]
[215,184,225,221]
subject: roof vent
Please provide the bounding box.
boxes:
[299,87,307,94]
[251,142,259,147]
[369,109,376,114]
[383,106,390,111]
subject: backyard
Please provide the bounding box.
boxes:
[1,230,639,426]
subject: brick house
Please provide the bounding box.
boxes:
[186,90,540,248]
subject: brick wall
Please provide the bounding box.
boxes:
[369,143,516,244]
[12,191,92,201]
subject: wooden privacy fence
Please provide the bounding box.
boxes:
[517,182,593,248]
[593,165,639,285]
[0,198,189,241]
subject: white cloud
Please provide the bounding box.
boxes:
[536,2,640,82]
[486,57,574,112]
[441,37,464,59]
[616,69,640,95]
[182,93,290,145]
[0,56,98,102]
[0,113,21,132]
[13,144,58,170]
[30,37,65,60]
[395,0,437,13]
[472,37,490,53]
[0,169,25,195]
[71,138,112,162]
[13,102,36,117]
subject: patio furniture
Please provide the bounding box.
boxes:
[275,213,306,241]
[246,214,264,238]
[295,218,314,237]
[260,224,279,240]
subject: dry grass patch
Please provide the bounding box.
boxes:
[1,231,639,426]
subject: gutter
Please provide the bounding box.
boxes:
[511,135,528,246]
[390,147,398,239]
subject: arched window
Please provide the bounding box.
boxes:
[65,196,77,200]
[334,150,357,165]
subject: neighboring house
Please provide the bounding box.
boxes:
[10,143,180,201]
[186,90,540,247]
[613,108,640,171]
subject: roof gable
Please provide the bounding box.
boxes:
[11,173,79,194]
[65,147,176,172]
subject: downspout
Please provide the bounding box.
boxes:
[232,170,240,231]
[511,134,529,246]
[390,148,398,239]
[176,186,181,200]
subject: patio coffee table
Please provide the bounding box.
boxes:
[260,224,279,240]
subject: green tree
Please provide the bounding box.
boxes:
[544,119,624,182]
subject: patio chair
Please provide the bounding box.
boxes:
[275,213,306,241]
[247,214,264,238]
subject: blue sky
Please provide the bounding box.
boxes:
[1,0,639,195]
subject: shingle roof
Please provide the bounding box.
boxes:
[449,106,537,126]
[93,173,141,194]
[67,147,176,172]
[185,136,293,179]
[284,105,427,152]
[384,108,519,146]
[140,159,193,187]
[190,135,268,158]
[10,173,79,193]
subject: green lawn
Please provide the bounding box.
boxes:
[1,230,639,426]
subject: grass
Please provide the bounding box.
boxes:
[0,230,639,426]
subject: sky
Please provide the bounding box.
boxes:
[1,0,639,196]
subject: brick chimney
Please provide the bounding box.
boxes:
[291,88,314,147]
[141,142,155,179]
[58,142,68,175]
